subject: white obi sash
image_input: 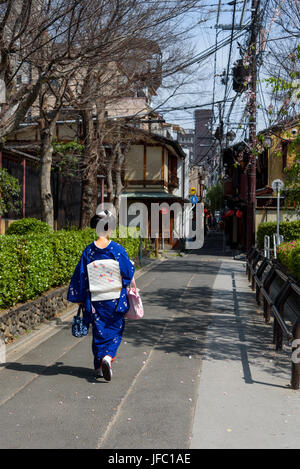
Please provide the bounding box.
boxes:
[87,259,122,301]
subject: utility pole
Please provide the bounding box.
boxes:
[246,0,259,250]
[217,102,224,179]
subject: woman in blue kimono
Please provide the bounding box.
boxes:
[67,210,135,381]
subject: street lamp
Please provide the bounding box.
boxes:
[272,178,284,250]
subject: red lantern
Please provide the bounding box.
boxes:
[236,209,243,218]
[225,209,234,217]
[204,208,207,214]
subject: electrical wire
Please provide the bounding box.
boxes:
[221,0,237,123]
[212,0,222,126]
[163,19,251,77]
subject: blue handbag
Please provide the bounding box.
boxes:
[72,305,89,338]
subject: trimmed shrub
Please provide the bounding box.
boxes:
[20,234,54,301]
[0,227,142,309]
[293,246,300,281]
[6,218,51,236]
[277,240,300,281]
[49,229,97,286]
[0,236,24,307]
[257,220,300,249]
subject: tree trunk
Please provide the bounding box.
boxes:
[114,144,128,219]
[40,114,59,229]
[80,109,98,228]
[106,144,118,204]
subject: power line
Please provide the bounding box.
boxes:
[212,0,222,126]
[221,0,238,126]
[157,97,235,112]
[164,20,251,77]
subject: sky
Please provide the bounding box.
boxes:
[152,0,284,144]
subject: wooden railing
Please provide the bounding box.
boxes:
[246,248,300,389]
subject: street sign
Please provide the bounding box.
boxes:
[190,195,198,204]
[272,179,284,192]
[189,187,196,195]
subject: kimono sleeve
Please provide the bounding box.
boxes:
[118,248,135,287]
[67,252,89,304]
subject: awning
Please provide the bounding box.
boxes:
[121,192,190,202]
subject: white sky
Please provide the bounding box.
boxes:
[152,1,286,144]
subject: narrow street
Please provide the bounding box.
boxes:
[0,0,299,453]
[0,232,298,449]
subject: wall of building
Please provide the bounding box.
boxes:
[267,129,299,187]
[173,158,183,199]
[194,109,213,166]
[106,97,150,121]
[1,151,82,231]
[256,208,299,227]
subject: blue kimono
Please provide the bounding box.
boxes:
[67,240,135,369]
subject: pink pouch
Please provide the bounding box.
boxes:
[125,278,144,320]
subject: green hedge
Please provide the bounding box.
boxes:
[0,236,24,307]
[0,228,141,309]
[277,240,300,281]
[6,218,51,235]
[256,220,300,249]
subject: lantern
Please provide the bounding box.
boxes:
[225,209,234,217]
[160,207,168,215]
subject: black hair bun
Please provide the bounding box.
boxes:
[90,214,100,229]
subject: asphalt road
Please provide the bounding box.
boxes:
[0,233,228,449]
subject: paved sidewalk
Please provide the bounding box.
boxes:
[0,245,218,449]
[191,256,300,449]
[0,231,299,449]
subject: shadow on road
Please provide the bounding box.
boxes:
[1,279,290,387]
[0,359,109,383]
[1,232,288,389]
